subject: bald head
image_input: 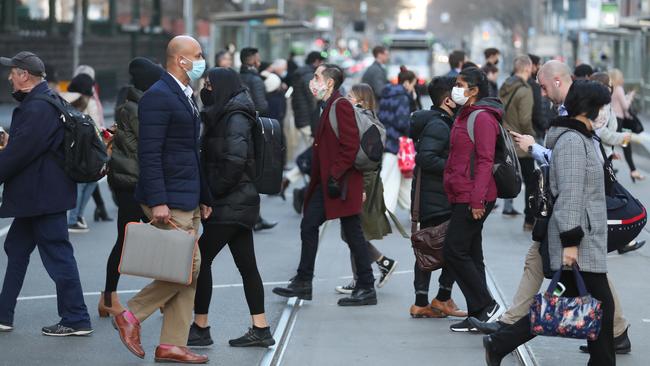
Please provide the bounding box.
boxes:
[537,60,573,105]
[165,35,204,85]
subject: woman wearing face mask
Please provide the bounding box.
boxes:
[378,66,419,213]
[442,67,502,332]
[335,83,399,294]
[188,68,275,348]
[484,80,615,366]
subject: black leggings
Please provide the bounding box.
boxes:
[104,188,146,293]
[194,224,265,315]
[617,117,636,172]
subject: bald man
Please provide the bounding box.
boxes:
[470,60,632,355]
[112,35,211,364]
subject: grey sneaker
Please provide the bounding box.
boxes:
[42,323,93,336]
[335,281,355,295]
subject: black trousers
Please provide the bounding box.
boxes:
[194,224,265,315]
[617,118,636,172]
[297,186,375,288]
[490,270,615,366]
[519,157,536,225]
[104,188,146,293]
[413,214,454,296]
[443,202,495,316]
[92,186,105,211]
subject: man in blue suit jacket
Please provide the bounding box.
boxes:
[112,36,212,364]
[0,52,92,336]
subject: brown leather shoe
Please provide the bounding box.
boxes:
[431,299,468,317]
[409,304,446,318]
[112,311,145,359]
[154,344,209,364]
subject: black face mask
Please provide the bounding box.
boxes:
[200,88,213,107]
[12,90,28,102]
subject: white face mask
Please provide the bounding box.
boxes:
[592,106,610,130]
[451,87,469,106]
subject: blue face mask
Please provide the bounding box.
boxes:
[183,57,206,81]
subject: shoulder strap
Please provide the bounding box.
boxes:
[504,84,524,115]
[328,97,346,139]
[411,167,422,233]
[466,109,484,144]
[33,94,65,113]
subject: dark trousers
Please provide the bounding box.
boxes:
[443,202,495,316]
[194,224,265,315]
[297,186,375,288]
[104,188,146,293]
[92,186,105,211]
[414,214,454,296]
[490,271,615,366]
[617,117,636,172]
[0,213,91,328]
[519,157,535,224]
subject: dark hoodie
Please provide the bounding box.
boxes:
[410,106,454,221]
[378,83,414,154]
[443,98,504,209]
[201,90,260,228]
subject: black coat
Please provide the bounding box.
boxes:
[409,107,453,222]
[201,91,260,229]
[0,81,76,218]
[291,64,317,129]
[109,86,141,190]
[240,66,268,115]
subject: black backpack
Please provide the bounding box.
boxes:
[467,109,522,199]
[252,116,286,194]
[35,94,109,183]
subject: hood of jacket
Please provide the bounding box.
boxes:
[545,116,593,150]
[125,85,144,104]
[410,106,454,140]
[457,97,504,122]
[381,83,409,99]
[499,75,529,101]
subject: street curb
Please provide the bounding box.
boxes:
[485,265,540,366]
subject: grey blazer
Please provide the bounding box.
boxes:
[546,120,608,273]
[361,61,388,100]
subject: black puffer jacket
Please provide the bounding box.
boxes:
[109,86,142,190]
[409,107,454,222]
[291,64,317,129]
[240,66,268,115]
[201,91,260,228]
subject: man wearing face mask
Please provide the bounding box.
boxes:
[273,64,377,306]
[112,36,212,364]
[0,51,92,336]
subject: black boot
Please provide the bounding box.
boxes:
[337,287,377,306]
[94,206,114,222]
[272,278,312,300]
[229,326,276,348]
[254,216,278,231]
[483,335,504,366]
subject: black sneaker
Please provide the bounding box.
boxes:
[335,280,355,295]
[502,209,521,217]
[272,277,313,300]
[476,302,501,323]
[229,327,276,348]
[42,323,93,336]
[0,322,13,332]
[68,223,89,233]
[449,318,479,332]
[187,323,213,348]
[376,257,397,288]
[77,217,88,229]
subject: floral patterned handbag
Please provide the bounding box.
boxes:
[529,264,603,341]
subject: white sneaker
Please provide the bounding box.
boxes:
[0,322,13,332]
[335,281,355,295]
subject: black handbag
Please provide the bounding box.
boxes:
[410,168,448,272]
[606,181,647,252]
[622,108,644,134]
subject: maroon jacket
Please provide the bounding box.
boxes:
[443,98,503,209]
[305,91,363,219]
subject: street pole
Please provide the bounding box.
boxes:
[184,0,194,36]
[72,0,83,74]
[243,0,251,46]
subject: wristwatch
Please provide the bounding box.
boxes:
[527,144,534,154]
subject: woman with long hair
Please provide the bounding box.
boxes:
[188,68,275,348]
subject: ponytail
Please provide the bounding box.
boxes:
[398,65,416,84]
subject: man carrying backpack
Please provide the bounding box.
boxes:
[0,51,93,336]
[273,64,377,306]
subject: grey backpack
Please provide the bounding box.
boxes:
[329,98,386,172]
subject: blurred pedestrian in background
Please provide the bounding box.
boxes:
[446,50,466,77]
[215,49,233,69]
[362,46,390,101]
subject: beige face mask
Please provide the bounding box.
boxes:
[592,106,610,130]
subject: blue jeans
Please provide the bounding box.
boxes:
[68,182,98,225]
[0,213,91,328]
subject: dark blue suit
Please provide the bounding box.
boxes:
[0,82,90,329]
[135,72,210,211]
